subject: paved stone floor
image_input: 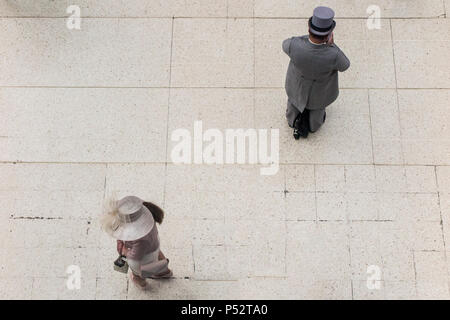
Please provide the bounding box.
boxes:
[1,1,450,299]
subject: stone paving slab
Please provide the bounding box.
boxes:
[398,90,450,164]
[392,19,450,88]
[0,163,105,220]
[414,251,449,299]
[95,275,128,300]
[437,166,450,193]
[104,164,166,206]
[0,19,172,86]
[171,18,254,87]
[0,277,34,300]
[0,88,169,162]
[371,89,450,165]
[286,221,350,281]
[368,89,403,164]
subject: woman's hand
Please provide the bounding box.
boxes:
[117,240,124,255]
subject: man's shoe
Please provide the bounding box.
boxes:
[298,127,309,138]
[293,114,302,140]
[293,111,309,139]
[298,109,309,138]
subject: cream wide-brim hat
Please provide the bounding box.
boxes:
[111,196,155,241]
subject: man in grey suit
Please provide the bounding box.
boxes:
[283,6,350,139]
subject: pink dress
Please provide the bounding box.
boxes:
[121,225,169,277]
[124,224,160,261]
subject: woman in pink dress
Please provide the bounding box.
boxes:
[101,195,172,289]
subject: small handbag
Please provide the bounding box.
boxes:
[113,255,129,274]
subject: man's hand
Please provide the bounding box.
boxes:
[327,32,334,45]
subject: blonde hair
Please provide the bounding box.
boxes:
[100,194,120,236]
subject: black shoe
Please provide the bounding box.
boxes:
[293,110,310,139]
[298,127,309,138]
[293,115,301,140]
[298,109,309,138]
[293,114,308,139]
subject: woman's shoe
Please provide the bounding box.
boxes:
[130,273,147,289]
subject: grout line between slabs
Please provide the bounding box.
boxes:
[102,163,107,200]
[313,165,318,222]
[434,165,450,296]
[444,0,448,18]
[343,166,354,300]
[389,19,406,166]
[226,0,229,18]
[350,279,354,300]
[367,89,375,164]
[162,17,175,210]
[412,251,419,297]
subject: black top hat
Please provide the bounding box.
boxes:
[309,6,336,36]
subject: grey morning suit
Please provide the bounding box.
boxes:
[283,35,350,132]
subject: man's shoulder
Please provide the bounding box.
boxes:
[288,35,308,51]
[291,35,309,43]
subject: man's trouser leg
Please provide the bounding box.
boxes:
[308,108,326,133]
[286,101,301,128]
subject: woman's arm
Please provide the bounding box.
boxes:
[117,240,124,255]
[124,240,145,276]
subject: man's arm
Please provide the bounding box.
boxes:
[335,46,350,72]
[282,37,293,56]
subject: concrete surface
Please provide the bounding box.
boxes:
[0,0,449,299]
